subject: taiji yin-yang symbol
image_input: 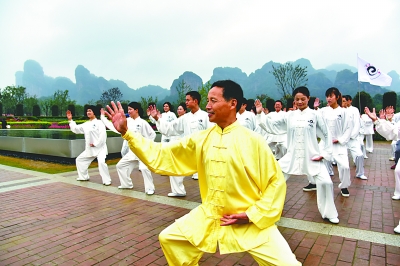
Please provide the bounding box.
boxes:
[365,63,381,80]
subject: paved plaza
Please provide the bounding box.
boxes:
[0,141,399,265]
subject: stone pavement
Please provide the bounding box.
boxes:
[0,142,399,265]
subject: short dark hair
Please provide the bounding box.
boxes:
[163,101,174,112]
[186,91,201,105]
[275,100,283,105]
[325,87,342,106]
[86,105,100,116]
[211,80,244,112]
[292,86,310,98]
[128,101,143,117]
[178,102,187,112]
[343,95,352,101]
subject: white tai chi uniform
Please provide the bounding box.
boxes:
[155,109,214,180]
[373,119,400,199]
[256,107,338,220]
[358,118,368,159]
[263,111,288,160]
[69,118,111,184]
[361,114,374,153]
[118,117,156,192]
[345,106,367,178]
[236,110,257,131]
[150,111,177,143]
[102,115,156,191]
[319,106,352,190]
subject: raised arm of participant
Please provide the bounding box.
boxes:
[67,110,84,134]
[100,108,120,134]
[314,98,320,110]
[365,107,398,141]
[254,99,287,134]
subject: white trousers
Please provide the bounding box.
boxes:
[286,168,338,220]
[347,139,365,177]
[169,176,186,194]
[394,164,400,197]
[116,152,155,192]
[364,134,374,153]
[159,222,301,266]
[324,153,351,189]
[392,140,396,158]
[76,149,111,184]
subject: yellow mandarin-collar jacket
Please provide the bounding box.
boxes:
[122,121,286,254]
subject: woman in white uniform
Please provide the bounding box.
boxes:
[255,86,339,224]
[364,106,400,234]
[167,102,188,197]
[67,105,112,186]
[319,88,352,197]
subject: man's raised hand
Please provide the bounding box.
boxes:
[105,101,128,135]
[254,99,263,114]
[364,107,377,122]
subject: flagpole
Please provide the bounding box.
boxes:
[357,53,361,111]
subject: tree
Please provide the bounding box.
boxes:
[23,95,39,116]
[99,87,123,107]
[382,91,397,112]
[52,90,74,115]
[0,85,27,114]
[353,91,373,113]
[16,104,24,116]
[68,104,76,116]
[175,80,192,107]
[372,93,383,112]
[39,97,53,116]
[32,105,40,116]
[139,96,158,116]
[198,81,212,110]
[51,105,59,116]
[271,62,308,98]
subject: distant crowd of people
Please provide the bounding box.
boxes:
[65,80,399,265]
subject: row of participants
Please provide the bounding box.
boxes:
[66,80,399,265]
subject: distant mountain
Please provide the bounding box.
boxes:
[14,58,399,106]
[326,63,358,73]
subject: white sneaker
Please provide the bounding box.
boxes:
[76,178,89,181]
[168,192,186,197]
[103,182,111,186]
[192,176,198,180]
[146,189,155,195]
[356,175,368,180]
[395,223,400,234]
[329,218,339,224]
[392,195,400,200]
[389,157,395,161]
[118,185,133,189]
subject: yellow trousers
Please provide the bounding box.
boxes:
[159,222,301,266]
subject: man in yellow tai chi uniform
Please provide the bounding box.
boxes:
[106,80,300,266]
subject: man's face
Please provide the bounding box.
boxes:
[347,99,352,107]
[128,106,138,118]
[341,98,348,108]
[185,95,197,109]
[274,102,282,112]
[239,103,247,113]
[206,87,234,125]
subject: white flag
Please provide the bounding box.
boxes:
[357,56,392,86]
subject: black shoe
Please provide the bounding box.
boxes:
[341,188,350,197]
[303,183,317,191]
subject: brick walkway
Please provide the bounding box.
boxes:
[0,142,399,265]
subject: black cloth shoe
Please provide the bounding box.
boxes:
[341,188,350,197]
[303,183,317,191]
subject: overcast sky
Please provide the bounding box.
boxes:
[0,0,399,90]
